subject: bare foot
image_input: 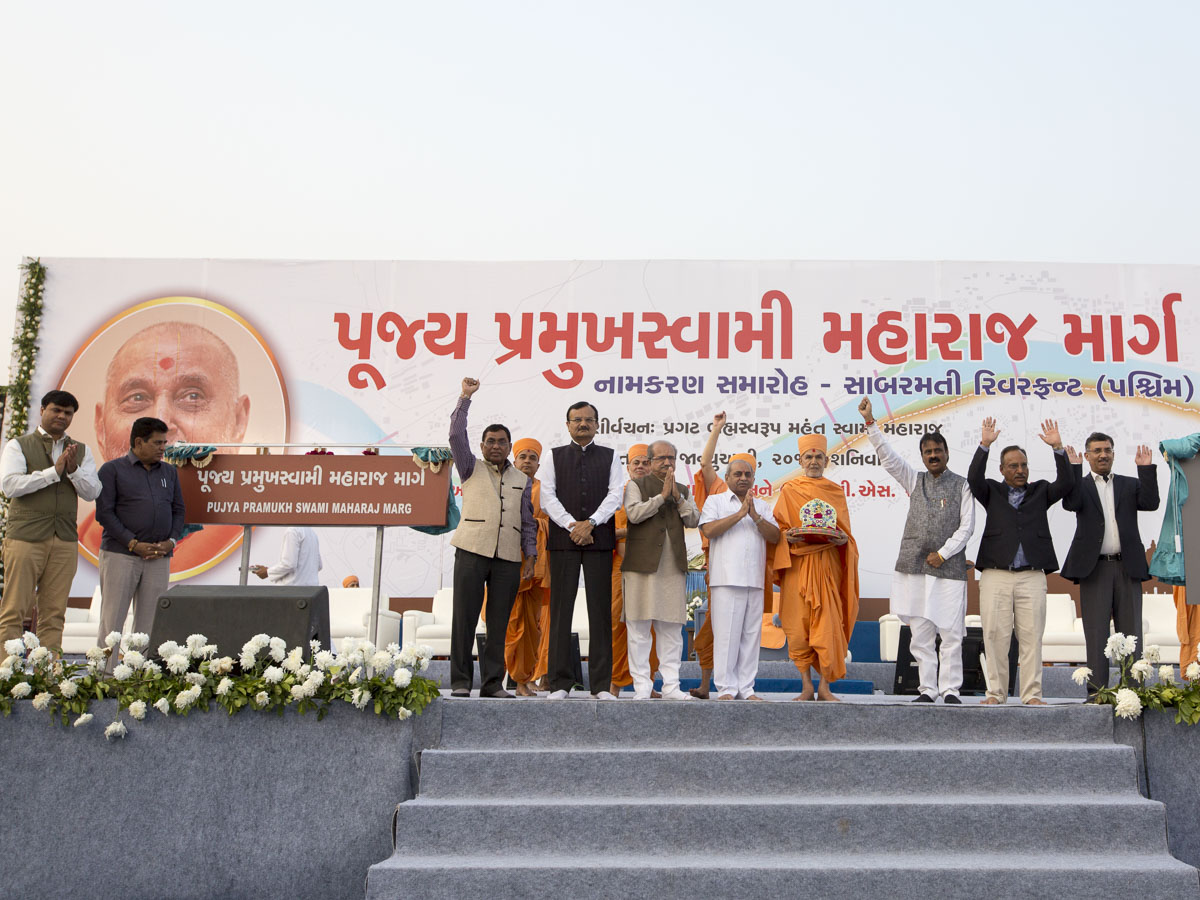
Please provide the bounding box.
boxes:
[689,686,709,699]
[651,690,662,699]
[816,683,840,702]
[716,694,734,701]
[980,697,1002,705]
[746,694,765,701]
[1025,697,1047,706]
[515,683,535,697]
[793,689,815,701]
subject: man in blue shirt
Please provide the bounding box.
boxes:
[95,416,185,664]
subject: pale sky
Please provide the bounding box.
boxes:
[2,1,1197,355]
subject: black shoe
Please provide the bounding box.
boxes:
[450,688,471,698]
[912,693,935,703]
[480,688,513,699]
[943,694,962,704]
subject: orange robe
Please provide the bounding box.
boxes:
[770,477,859,681]
[1176,586,1200,671]
[505,480,550,683]
[692,472,779,669]
[611,504,658,687]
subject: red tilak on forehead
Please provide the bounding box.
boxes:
[159,356,174,370]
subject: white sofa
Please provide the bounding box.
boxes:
[61,586,110,655]
[1041,593,1087,663]
[404,587,592,657]
[328,587,403,650]
[1143,593,1182,664]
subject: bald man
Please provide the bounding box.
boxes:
[771,433,859,701]
[611,443,659,696]
[81,321,252,573]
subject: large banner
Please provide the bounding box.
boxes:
[14,259,1199,602]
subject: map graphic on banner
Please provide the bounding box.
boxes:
[13,259,1198,603]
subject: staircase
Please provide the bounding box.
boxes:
[367,700,1200,899]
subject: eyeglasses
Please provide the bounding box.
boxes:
[568,417,597,425]
[481,438,510,447]
[652,454,676,462]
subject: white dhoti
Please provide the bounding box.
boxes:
[627,618,684,698]
[892,573,967,699]
[710,585,764,699]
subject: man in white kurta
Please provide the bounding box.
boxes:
[860,399,974,703]
[251,527,323,586]
[622,441,700,700]
[698,454,780,700]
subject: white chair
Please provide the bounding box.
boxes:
[879,613,901,662]
[403,588,457,656]
[1042,593,1087,663]
[1143,593,1182,664]
[327,587,403,651]
[61,586,105,655]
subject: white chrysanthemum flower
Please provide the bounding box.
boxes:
[239,652,258,671]
[1159,665,1176,684]
[126,632,149,651]
[282,647,304,674]
[419,658,429,672]
[289,684,307,700]
[85,647,106,663]
[10,682,32,698]
[73,712,94,727]
[112,664,134,682]
[345,651,365,669]
[158,641,182,659]
[166,654,191,675]
[215,677,233,696]
[1121,634,1138,658]
[268,637,286,662]
[123,650,146,670]
[263,666,284,684]
[1114,687,1143,719]
[254,690,269,705]
[3,638,24,656]
[58,679,79,698]
[27,646,50,665]
[0,666,13,680]
[209,657,234,676]
[1131,660,1153,683]
[351,688,371,709]
[417,644,434,660]
[1143,645,1162,664]
[398,707,413,720]
[1104,633,1125,661]
[393,668,412,688]
[104,632,122,649]
[369,650,392,673]
[185,634,209,656]
[128,700,147,720]
[310,639,321,654]
[174,685,201,709]
[142,661,162,676]
[386,642,400,655]
[104,720,128,741]
[398,647,418,667]
[1187,662,1200,681]
[32,691,51,710]
[314,651,336,671]
[348,666,363,685]
[1071,667,1092,686]
[22,631,39,650]
[200,644,217,659]
[359,641,377,658]
[184,672,206,687]
[154,698,170,715]
[249,633,269,651]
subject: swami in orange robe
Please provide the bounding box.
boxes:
[770,433,859,700]
[1176,586,1200,671]
[611,444,659,693]
[506,438,550,693]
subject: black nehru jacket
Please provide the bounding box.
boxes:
[967,445,1074,573]
[547,443,616,552]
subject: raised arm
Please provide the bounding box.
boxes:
[1134,444,1160,511]
[698,412,726,493]
[1038,419,1074,504]
[861,397,917,493]
[448,378,479,482]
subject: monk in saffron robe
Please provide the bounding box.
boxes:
[690,413,777,698]
[1176,586,1200,672]
[611,444,659,696]
[507,438,549,695]
[771,432,859,701]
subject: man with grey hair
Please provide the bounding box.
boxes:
[698,451,779,700]
[621,440,700,700]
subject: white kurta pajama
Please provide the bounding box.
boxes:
[868,425,974,699]
[622,481,699,699]
[699,491,772,699]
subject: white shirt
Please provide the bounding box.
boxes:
[267,527,323,585]
[1092,472,1122,555]
[538,440,625,531]
[0,427,102,502]
[866,424,973,561]
[699,491,772,589]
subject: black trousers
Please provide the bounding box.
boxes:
[548,549,613,693]
[450,548,521,693]
[1080,559,1143,693]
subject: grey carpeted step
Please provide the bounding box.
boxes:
[436,696,1117,748]
[417,743,1140,798]
[392,796,1169,855]
[366,851,1200,900]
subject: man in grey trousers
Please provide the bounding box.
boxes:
[96,416,185,664]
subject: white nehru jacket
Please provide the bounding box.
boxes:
[699,491,772,588]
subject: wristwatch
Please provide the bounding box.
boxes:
[587,517,597,528]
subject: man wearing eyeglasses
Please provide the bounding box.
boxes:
[538,401,625,699]
[447,378,538,698]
